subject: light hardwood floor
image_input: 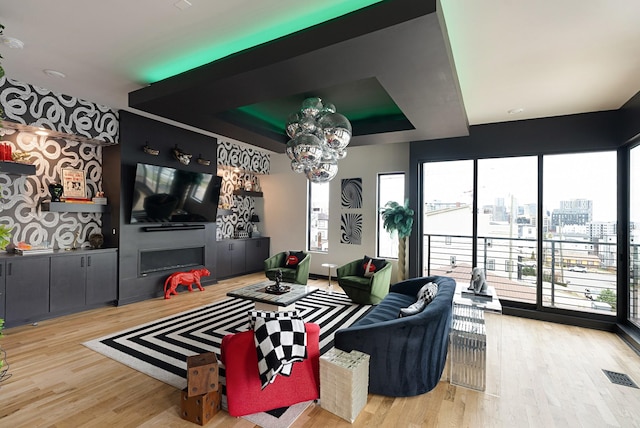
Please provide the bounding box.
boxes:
[1,273,639,427]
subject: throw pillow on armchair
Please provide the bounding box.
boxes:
[283,251,306,267]
[357,255,387,277]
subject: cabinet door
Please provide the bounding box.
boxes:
[5,257,50,324]
[230,240,246,276]
[246,238,269,273]
[50,255,87,313]
[216,241,233,278]
[0,261,6,320]
[86,252,117,305]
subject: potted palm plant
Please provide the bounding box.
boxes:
[381,199,414,281]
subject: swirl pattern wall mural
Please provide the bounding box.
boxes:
[216,141,269,239]
[341,178,362,209]
[0,77,118,145]
[0,129,104,249]
[340,213,362,245]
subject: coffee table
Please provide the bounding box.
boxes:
[227,280,318,312]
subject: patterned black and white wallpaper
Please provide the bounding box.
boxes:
[0,129,105,249]
[216,140,270,239]
[0,77,119,145]
[0,76,119,249]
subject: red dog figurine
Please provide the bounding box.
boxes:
[164,268,210,299]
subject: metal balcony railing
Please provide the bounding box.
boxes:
[423,234,621,315]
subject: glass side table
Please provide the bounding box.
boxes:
[450,283,502,396]
[321,263,339,290]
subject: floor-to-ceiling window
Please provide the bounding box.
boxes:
[421,152,617,317]
[422,160,474,275]
[629,146,640,328]
[477,156,538,304]
[542,152,617,316]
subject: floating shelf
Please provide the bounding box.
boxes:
[42,201,109,213]
[233,189,263,197]
[0,161,36,176]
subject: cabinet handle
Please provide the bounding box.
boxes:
[0,264,2,277]
[8,262,11,276]
[88,256,92,267]
[81,257,85,268]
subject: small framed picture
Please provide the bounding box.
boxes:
[61,168,86,199]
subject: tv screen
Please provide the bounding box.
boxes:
[131,162,222,224]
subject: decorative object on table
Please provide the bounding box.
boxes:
[163,268,210,299]
[244,179,252,192]
[285,96,352,183]
[380,199,414,281]
[88,233,104,249]
[249,214,260,237]
[67,226,81,251]
[265,268,291,294]
[11,150,32,163]
[172,145,192,165]
[142,143,159,156]
[462,266,493,300]
[61,168,87,199]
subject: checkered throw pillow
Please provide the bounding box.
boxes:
[253,316,307,389]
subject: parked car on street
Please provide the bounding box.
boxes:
[569,265,587,273]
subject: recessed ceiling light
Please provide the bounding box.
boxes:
[43,69,66,79]
[0,35,24,49]
[507,108,524,115]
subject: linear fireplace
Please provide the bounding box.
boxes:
[139,246,205,276]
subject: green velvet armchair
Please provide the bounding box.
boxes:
[336,258,392,305]
[264,251,311,285]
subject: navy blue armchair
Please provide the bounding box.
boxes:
[334,275,456,397]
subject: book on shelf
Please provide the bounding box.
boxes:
[63,198,94,204]
[16,247,54,255]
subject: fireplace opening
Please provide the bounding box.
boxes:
[139,246,204,276]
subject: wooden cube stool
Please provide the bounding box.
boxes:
[180,385,222,425]
[186,352,219,397]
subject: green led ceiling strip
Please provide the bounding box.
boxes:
[142,0,383,83]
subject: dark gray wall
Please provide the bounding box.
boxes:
[104,111,218,305]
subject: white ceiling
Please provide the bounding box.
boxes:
[1,0,639,135]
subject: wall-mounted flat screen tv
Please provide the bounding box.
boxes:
[131,162,222,224]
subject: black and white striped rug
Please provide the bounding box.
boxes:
[84,289,371,425]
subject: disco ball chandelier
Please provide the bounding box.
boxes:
[285,97,352,183]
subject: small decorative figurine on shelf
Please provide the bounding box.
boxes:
[48,183,64,202]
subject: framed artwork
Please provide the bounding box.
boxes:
[61,168,86,199]
[340,213,362,245]
[341,178,362,209]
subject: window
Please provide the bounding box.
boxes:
[377,173,405,258]
[308,181,329,252]
[631,145,640,328]
[543,152,617,315]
